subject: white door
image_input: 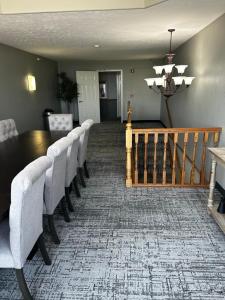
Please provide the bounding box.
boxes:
[76,71,100,124]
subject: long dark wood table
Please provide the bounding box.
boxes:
[0,130,67,219]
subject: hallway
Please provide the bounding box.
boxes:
[0,122,225,299]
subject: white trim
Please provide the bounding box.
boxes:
[97,69,124,123]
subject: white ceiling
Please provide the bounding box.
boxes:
[0,0,224,61]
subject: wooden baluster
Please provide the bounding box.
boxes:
[213,131,220,147]
[134,133,139,184]
[162,133,168,185]
[144,133,148,184]
[200,132,209,185]
[181,132,189,185]
[190,132,199,185]
[167,135,173,176]
[126,121,133,187]
[172,132,178,185]
[153,133,158,184]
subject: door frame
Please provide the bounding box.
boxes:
[97,69,124,123]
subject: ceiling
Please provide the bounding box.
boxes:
[0,0,224,61]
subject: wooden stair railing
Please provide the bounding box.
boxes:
[125,104,222,188]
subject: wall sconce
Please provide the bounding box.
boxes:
[27,75,36,92]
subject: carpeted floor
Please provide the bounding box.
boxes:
[1,121,225,300]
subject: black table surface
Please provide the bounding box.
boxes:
[0,130,67,218]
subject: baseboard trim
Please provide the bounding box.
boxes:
[159,121,167,128]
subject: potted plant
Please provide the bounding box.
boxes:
[57,72,79,114]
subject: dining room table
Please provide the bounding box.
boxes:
[0,130,68,220]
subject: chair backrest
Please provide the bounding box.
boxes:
[0,119,18,142]
[45,136,73,214]
[48,114,73,131]
[78,119,94,167]
[9,156,51,269]
[66,127,85,187]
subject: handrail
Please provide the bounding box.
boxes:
[132,128,222,133]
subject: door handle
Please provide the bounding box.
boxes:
[79,101,84,103]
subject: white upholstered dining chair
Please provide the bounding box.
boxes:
[0,156,52,300]
[66,127,85,205]
[78,119,94,187]
[0,119,18,142]
[44,136,73,244]
[48,114,73,131]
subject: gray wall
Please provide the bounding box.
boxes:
[0,43,60,133]
[58,60,161,121]
[160,14,225,187]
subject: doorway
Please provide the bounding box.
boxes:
[98,71,122,122]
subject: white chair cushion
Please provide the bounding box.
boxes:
[68,127,85,139]
[78,119,94,167]
[66,128,84,187]
[9,156,52,269]
[48,114,73,131]
[0,119,18,142]
[81,119,94,128]
[45,137,73,215]
[0,156,51,269]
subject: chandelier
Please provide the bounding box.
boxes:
[145,29,195,97]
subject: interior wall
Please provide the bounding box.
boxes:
[0,43,59,133]
[58,59,161,121]
[160,13,225,187]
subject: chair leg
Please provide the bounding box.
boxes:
[73,176,81,198]
[84,161,90,178]
[65,187,74,212]
[27,243,38,261]
[37,234,51,265]
[61,197,70,222]
[79,167,86,187]
[15,268,33,300]
[48,215,60,244]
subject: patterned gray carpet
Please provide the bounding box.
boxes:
[1,121,225,300]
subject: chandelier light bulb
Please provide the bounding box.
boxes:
[173,76,185,86]
[153,66,164,75]
[154,77,163,86]
[164,64,175,74]
[184,77,195,85]
[144,78,155,87]
[175,65,188,74]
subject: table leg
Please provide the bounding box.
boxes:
[208,158,217,209]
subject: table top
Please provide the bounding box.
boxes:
[0,130,67,218]
[208,147,225,165]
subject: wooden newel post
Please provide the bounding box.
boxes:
[126,102,133,187]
